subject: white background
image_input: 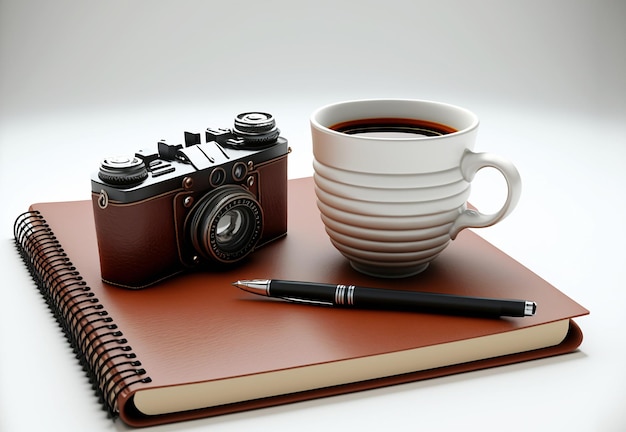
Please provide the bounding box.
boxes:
[1,1,625,431]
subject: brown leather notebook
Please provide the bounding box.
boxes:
[14,177,588,427]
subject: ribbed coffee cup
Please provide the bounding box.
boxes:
[311,99,521,278]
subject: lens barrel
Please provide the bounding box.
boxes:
[188,185,263,263]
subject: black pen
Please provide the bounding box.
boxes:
[232,279,537,318]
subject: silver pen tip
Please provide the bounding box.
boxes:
[231,279,271,296]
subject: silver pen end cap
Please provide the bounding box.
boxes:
[525,301,537,316]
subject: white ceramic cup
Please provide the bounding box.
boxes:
[310,99,522,278]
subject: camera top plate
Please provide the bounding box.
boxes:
[92,113,288,204]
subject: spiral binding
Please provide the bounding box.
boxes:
[13,211,152,418]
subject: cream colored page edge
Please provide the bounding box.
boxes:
[134,319,570,415]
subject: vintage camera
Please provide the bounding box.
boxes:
[91,112,289,289]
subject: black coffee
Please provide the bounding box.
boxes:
[330,117,457,138]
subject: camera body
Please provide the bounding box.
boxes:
[91,112,289,289]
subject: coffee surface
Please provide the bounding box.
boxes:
[330,118,457,138]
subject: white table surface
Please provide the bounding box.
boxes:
[1,1,625,430]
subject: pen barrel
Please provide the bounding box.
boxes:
[267,281,532,317]
[269,280,340,303]
[354,288,529,317]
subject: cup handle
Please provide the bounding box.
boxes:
[449,150,522,239]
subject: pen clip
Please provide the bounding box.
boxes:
[280,297,334,307]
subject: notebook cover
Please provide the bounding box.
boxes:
[15,177,588,427]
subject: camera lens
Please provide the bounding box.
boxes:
[187,185,263,263]
[232,112,280,146]
[215,209,246,248]
[98,155,148,187]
